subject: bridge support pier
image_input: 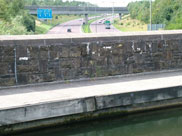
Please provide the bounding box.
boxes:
[119,13,122,20]
[85,14,88,24]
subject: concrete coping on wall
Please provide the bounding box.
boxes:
[0,30,182,42]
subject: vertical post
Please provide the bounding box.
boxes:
[112,2,114,23]
[119,13,122,20]
[95,7,97,33]
[150,0,152,31]
[85,14,88,24]
[112,2,115,32]
[14,46,18,84]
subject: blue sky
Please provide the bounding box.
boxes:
[63,0,141,7]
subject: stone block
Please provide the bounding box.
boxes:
[17,74,28,84]
[16,46,28,58]
[17,65,39,73]
[0,77,15,86]
[70,46,81,57]
[28,74,44,84]
[60,46,70,58]
[49,51,60,60]
[0,63,9,75]
[43,72,56,82]
[28,46,39,59]
[40,51,48,59]
[39,60,48,73]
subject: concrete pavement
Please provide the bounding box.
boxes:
[1,70,182,110]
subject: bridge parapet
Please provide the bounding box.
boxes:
[25,6,129,15]
[1,31,182,86]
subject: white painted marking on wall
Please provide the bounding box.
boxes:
[19,57,29,61]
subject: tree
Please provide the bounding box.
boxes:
[0,0,7,19]
[128,0,182,29]
[32,0,37,5]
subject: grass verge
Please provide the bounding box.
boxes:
[35,15,83,34]
[82,17,103,33]
[113,15,147,32]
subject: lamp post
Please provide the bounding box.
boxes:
[150,0,152,31]
[95,6,97,33]
[112,2,115,32]
[112,2,115,24]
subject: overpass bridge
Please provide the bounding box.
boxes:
[25,6,129,23]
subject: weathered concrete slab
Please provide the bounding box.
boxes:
[0,97,96,126]
[95,86,181,110]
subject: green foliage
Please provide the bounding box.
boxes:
[82,17,103,33]
[128,0,182,30]
[82,22,92,33]
[23,0,96,7]
[0,16,33,35]
[0,0,96,35]
[0,0,35,34]
[35,23,52,34]
[166,17,182,30]
[0,0,8,20]
[35,15,81,34]
[22,12,35,32]
[128,1,150,23]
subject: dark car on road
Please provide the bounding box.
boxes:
[67,28,72,32]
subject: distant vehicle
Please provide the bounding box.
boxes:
[105,20,111,29]
[105,25,111,29]
[67,28,72,32]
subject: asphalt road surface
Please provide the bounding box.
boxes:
[47,18,83,34]
[47,16,120,34]
[90,16,121,33]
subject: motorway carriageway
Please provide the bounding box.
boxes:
[47,16,121,34]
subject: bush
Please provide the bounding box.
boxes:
[22,12,35,32]
[126,22,131,26]
[114,20,118,24]
[0,16,33,35]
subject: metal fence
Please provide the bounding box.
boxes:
[148,24,165,31]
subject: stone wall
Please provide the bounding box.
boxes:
[1,31,182,86]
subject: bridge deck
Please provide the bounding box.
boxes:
[0,70,182,110]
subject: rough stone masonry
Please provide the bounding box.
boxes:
[1,31,182,86]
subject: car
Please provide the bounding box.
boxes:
[67,28,72,32]
[105,25,110,29]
